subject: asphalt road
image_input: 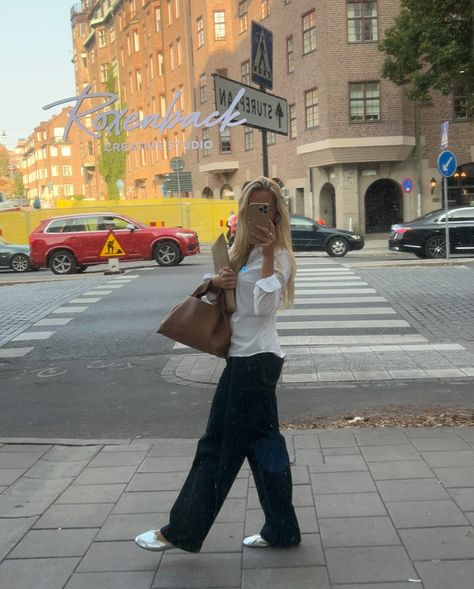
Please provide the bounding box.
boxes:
[1,252,474,439]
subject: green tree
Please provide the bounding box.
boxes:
[379,0,474,113]
[98,66,126,200]
[12,172,24,197]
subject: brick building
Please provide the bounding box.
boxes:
[68,0,473,233]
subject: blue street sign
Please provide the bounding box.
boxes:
[401,177,414,193]
[251,22,273,89]
[437,150,457,178]
[440,121,449,149]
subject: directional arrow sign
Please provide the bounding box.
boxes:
[214,75,288,135]
[437,150,457,178]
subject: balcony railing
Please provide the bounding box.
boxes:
[70,1,93,18]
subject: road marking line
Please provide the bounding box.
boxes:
[52,307,88,313]
[0,348,34,357]
[296,282,368,287]
[280,334,428,345]
[295,296,387,304]
[278,307,396,316]
[69,298,102,303]
[34,318,73,326]
[277,319,410,329]
[83,290,113,295]
[12,331,56,341]
[293,288,377,294]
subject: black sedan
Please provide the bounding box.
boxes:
[290,215,364,257]
[0,238,32,272]
[389,206,474,258]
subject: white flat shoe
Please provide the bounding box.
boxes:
[134,530,175,552]
[243,534,270,548]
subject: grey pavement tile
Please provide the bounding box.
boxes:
[126,471,187,492]
[87,451,147,468]
[319,516,400,547]
[386,499,470,528]
[404,427,464,438]
[0,516,37,560]
[415,559,474,589]
[293,434,321,449]
[410,437,472,451]
[399,526,474,560]
[215,498,246,523]
[34,503,114,529]
[43,446,101,462]
[355,429,413,446]
[245,506,319,535]
[112,490,177,514]
[311,471,377,494]
[4,477,73,500]
[322,446,362,456]
[0,444,51,453]
[318,431,357,448]
[368,460,435,480]
[293,448,325,466]
[0,468,25,485]
[361,445,421,462]
[65,571,155,589]
[8,528,99,558]
[448,487,474,511]
[147,439,197,457]
[227,477,249,499]
[56,483,126,504]
[153,552,241,588]
[77,540,160,572]
[376,479,450,502]
[309,455,369,473]
[333,585,421,589]
[0,453,43,469]
[421,450,474,467]
[315,492,387,518]
[0,557,79,589]
[74,466,138,485]
[466,512,474,525]
[200,522,244,552]
[96,513,164,541]
[242,566,330,589]
[25,459,88,479]
[0,496,53,517]
[138,456,193,472]
[243,533,325,569]
[433,466,474,487]
[247,484,313,509]
[103,442,153,452]
[325,546,417,585]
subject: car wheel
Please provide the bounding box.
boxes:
[10,253,30,272]
[326,237,348,257]
[425,235,446,258]
[49,250,77,275]
[154,241,182,266]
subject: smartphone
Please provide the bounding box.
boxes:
[247,202,271,244]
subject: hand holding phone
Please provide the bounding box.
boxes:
[247,202,272,244]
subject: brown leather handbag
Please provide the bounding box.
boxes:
[157,280,231,358]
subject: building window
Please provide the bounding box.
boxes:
[136,69,142,90]
[133,29,140,51]
[287,36,294,73]
[100,63,108,83]
[199,74,207,103]
[50,146,58,157]
[203,129,211,156]
[239,1,248,33]
[169,43,175,70]
[261,0,270,19]
[289,104,297,138]
[167,0,172,24]
[267,131,276,145]
[149,54,154,79]
[178,85,184,110]
[63,165,72,176]
[160,95,166,116]
[214,11,226,40]
[241,60,250,85]
[220,128,231,153]
[197,16,204,48]
[347,1,378,43]
[175,0,180,19]
[303,10,316,54]
[64,185,74,196]
[61,146,71,157]
[157,52,164,76]
[155,6,161,32]
[245,127,253,150]
[350,82,380,121]
[98,29,107,48]
[51,166,59,177]
[454,93,468,120]
[305,88,319,128]
[177,37,182,66]
[87,141,93,156]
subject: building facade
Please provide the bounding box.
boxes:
[67,0,473,233]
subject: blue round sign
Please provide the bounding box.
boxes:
[437,150,457,178]
[402,177,414,193]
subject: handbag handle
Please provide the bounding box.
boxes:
[191,280,227,311]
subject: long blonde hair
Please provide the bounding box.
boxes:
[229,177,296,307]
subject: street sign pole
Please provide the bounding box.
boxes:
[261,87,269,177]
[444,176,450,259]
[177,166,182,227]
[437,149,457,260]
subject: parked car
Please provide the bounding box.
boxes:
[290,215,364,257]
[29,212,200,274]
[389,206,474,258]
[0,238,32,272]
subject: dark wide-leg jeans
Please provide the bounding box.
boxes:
[161,353,301,552]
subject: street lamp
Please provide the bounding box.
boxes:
[430,177,437,195]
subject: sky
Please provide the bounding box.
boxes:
[0,1,76,150]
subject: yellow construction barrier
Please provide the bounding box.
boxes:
[0,199,238,245]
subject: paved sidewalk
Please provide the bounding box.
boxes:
[1,429,474,589]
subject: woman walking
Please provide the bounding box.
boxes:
[135,177,301,552]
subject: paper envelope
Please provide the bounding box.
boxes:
[211,234,236,313]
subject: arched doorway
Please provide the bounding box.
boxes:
[448,162,474,207]
[365,179,403,233]
[220,183,234,199]
[201,186,214,199]
[319,182,336,227]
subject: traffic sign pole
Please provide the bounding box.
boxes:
[437,150,457,261]
[261,87,269,177]
[443,176,450,259]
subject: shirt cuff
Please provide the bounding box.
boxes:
[255,274,281,293]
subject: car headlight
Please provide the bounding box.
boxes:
[350,234,362,240]
[176,232,195,238]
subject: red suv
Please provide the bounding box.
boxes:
[29,212,200,274]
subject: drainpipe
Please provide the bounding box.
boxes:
[415,99,422,217]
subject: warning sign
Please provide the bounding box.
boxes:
[100,231,125,256]
[251,22,273,89]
